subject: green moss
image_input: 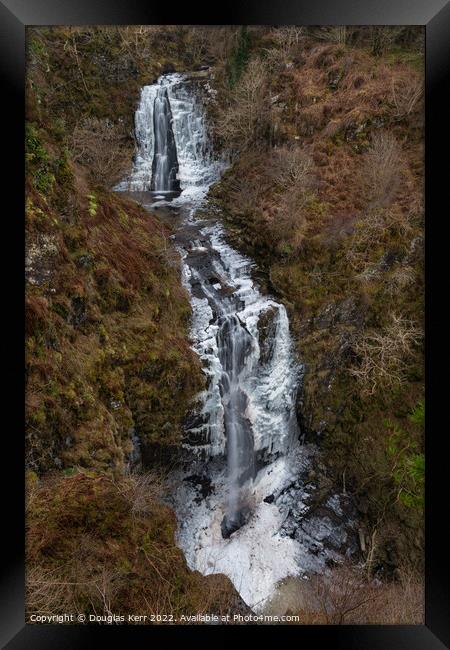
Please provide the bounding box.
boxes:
[26,123,56,196]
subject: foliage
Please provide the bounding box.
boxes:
[26,124,55,196]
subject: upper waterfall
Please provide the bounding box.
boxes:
[116,73,224,200]
[150,86,180,193]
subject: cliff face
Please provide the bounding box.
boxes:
[26,471,249,621]
[207,29,424,574]
[26,27,235,476]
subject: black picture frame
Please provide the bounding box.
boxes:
[2,1,449,647]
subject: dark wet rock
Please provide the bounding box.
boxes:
[264,494,275,504]
[128,428,142,470]
[257,306,278,365]
[379,248,404,270]
[275,456,361,563]
[221,508,251,539]
[328,69,344,90]
[140,440,180,467]
[161,62,176,74]
[183,409,209,433]
[184,474,214,502]
[355,495,370,515]
[182,426,210,447]
[314,297,365,330]
[91,53,138,82]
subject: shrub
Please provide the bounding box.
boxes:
[389,76,423,122]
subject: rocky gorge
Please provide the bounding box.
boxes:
[25,26,424,624]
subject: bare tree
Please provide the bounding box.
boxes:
[312,26,349,45]
[200,27,239,71]
[262,26,306,70]
[215,57,271,150]
[273,145,314,188]
[350,313,423,395]
[371,26,403,56]
[26,565,75,616]
[71,117,131,187]
[313,565,380,624]
[304,562,423,624]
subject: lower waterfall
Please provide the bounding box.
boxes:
[118,72,358,611]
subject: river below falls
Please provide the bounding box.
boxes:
[117,72,360,613]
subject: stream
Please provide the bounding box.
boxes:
[117,72,359,612]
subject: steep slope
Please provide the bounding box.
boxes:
[208,28,425,576]
[25,26,245,620]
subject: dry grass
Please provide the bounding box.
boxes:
[363,131,402,208]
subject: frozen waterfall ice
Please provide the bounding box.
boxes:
[116,72,355,612]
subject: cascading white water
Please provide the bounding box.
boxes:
[150,86,180,193]
[181,225,301,538]
[116,73,222,197]
[118,72,356,611]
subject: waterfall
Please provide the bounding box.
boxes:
[217,312,256,537]
[116,73,223,196]
[126,70,300,527]
[117,73,355,612]
[150,86,180,193]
